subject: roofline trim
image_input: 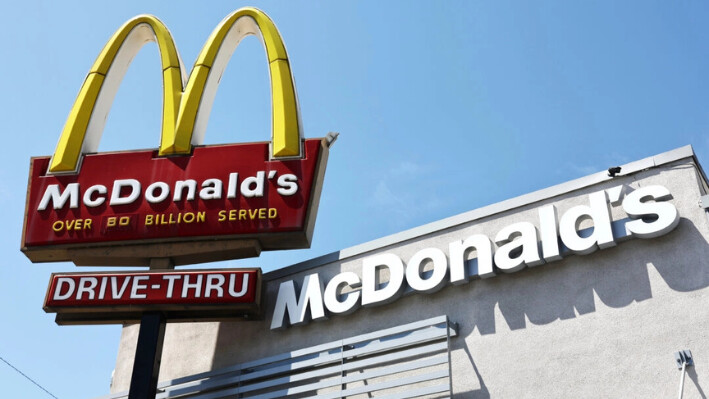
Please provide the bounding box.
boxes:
[265,145,696,281]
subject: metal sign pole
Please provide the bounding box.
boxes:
[128,259,173,399]
[128,312,166,398]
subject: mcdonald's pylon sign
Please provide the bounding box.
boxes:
[21,8,333,266]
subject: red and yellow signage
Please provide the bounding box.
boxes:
[44,269,262,324]
[23,139,327,265]
[21,7,331,267]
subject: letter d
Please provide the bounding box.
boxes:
[53,277,76,301]
[110,179,141,206]
[559,190,615,255]
[361,253,405,307]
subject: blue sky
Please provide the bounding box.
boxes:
[2,1,709,397]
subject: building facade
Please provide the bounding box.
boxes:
[107,145,709,398]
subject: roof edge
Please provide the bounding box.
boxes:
[265,145,697,281]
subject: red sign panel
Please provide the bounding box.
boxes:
[22,139,328,266]
[44,269,262,324]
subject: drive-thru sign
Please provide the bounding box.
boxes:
[44,269,262,324]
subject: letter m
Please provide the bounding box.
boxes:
[270,274,325,329]
[38,183,80,210]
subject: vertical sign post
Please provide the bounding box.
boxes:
[129,312,166,398]
[128,259,171,398]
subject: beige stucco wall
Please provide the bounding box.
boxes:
[111,153,709,398]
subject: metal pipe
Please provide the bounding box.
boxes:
[678,361,687,399]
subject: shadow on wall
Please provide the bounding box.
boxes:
[688,367,707,399]
[455,217,709,337]
[455,344,489,399]
[453,217,709,396]
[207,216,709,394]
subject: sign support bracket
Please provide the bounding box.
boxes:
[128,258,173,399]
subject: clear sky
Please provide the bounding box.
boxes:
[2,1,709,397]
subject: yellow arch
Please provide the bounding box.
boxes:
[169,8,302,158]
[50,7,302,174]
[49,15,184,173]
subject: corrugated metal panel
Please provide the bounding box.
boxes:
[99,315,457,399]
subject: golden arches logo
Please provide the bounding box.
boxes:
[50,7,301,173]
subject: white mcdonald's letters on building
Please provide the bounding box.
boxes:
[271,184,680,329]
